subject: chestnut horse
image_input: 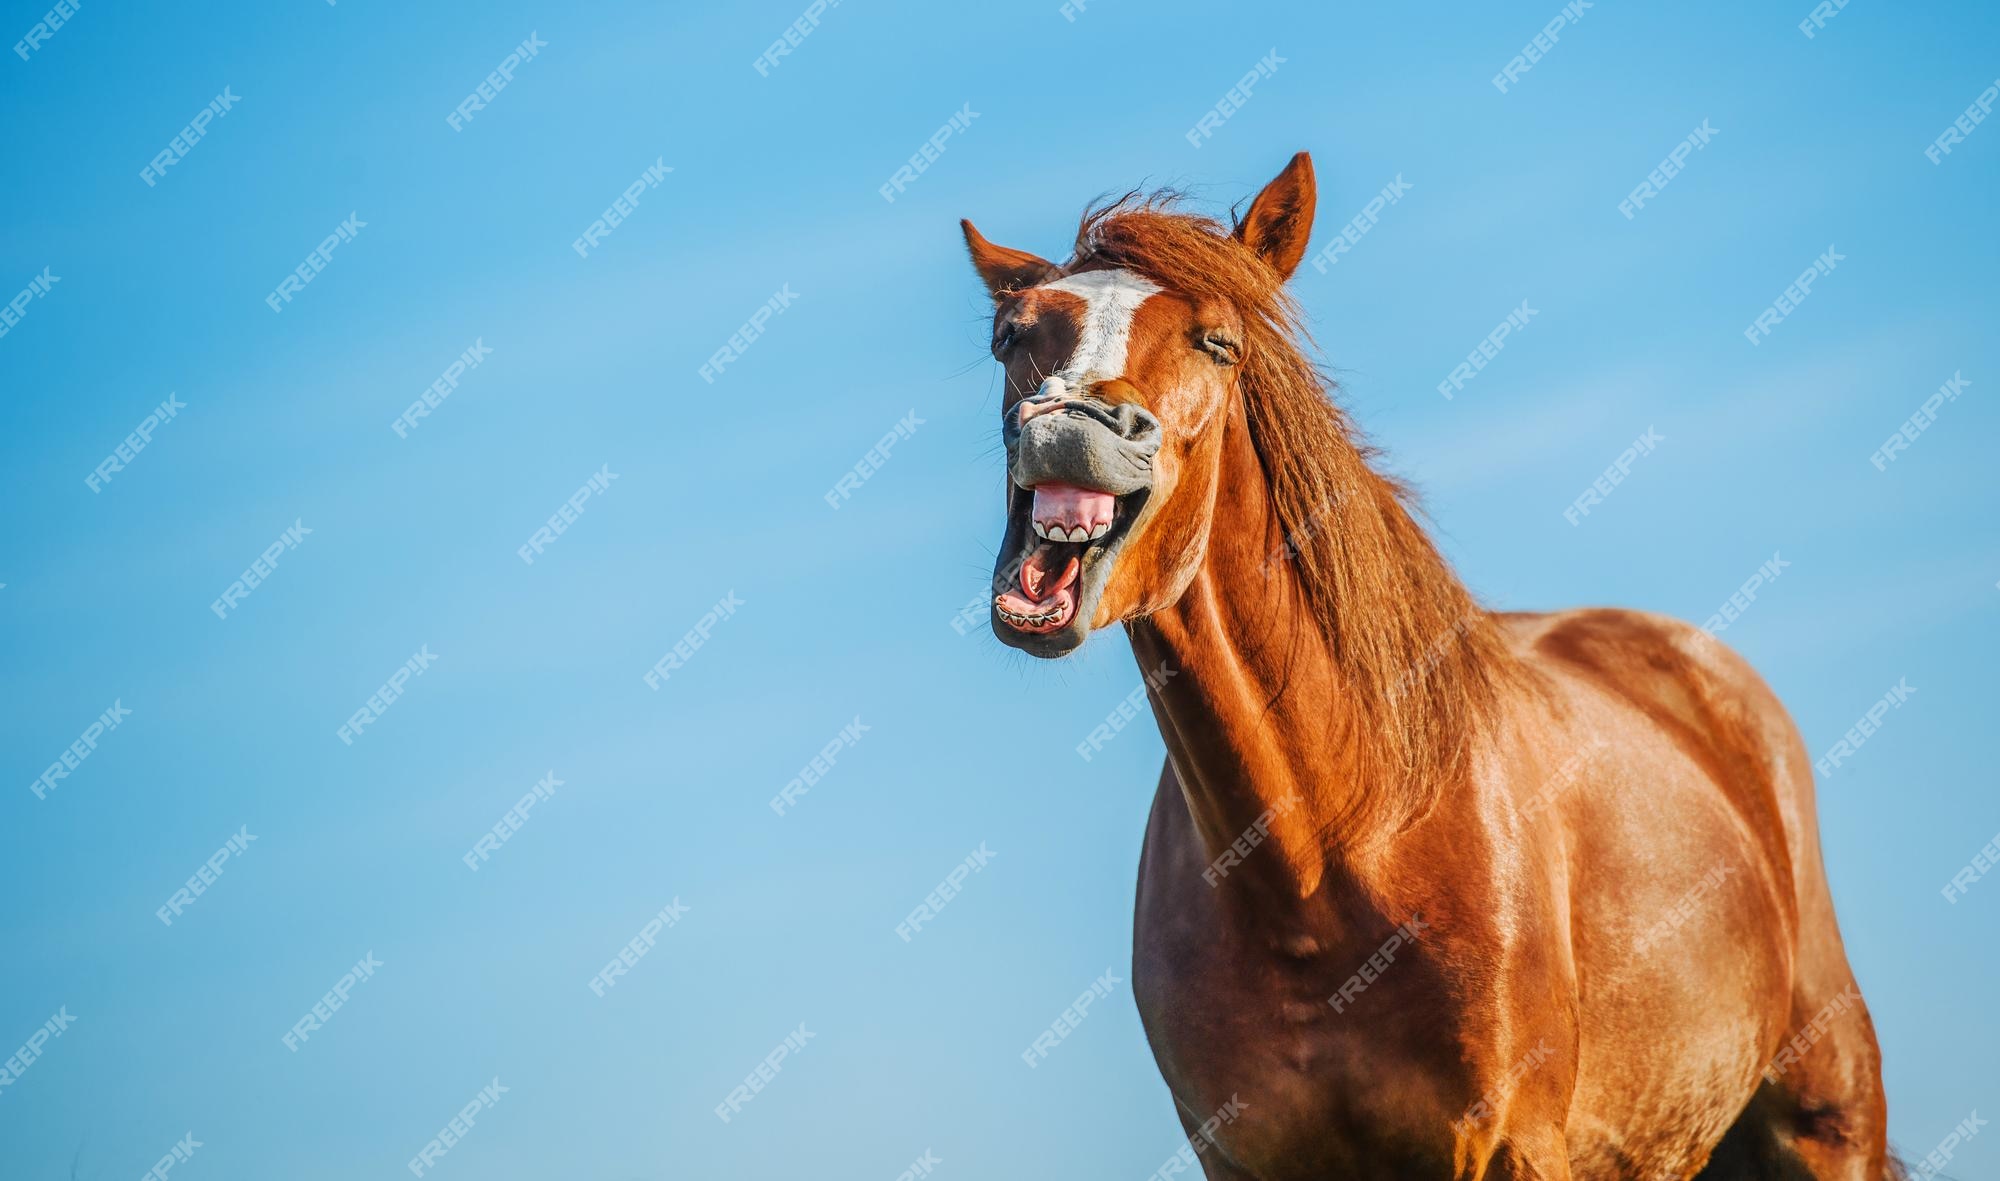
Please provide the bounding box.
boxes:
[963,153,1893,1179]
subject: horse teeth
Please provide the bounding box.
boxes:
[996,603,1061,627]
[1031,517,1113,544]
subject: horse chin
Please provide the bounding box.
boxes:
[990,486,1147,657]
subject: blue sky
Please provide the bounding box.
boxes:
[2,0,1996,1176]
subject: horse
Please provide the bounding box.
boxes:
[961,152,1894,1180]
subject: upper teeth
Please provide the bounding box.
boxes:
[1033,520,1111,542]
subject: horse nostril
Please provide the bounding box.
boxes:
[1105,400,1161,445]
[1014,376,1071,426]
[1019,398,1064,425]
[1079,381,1158,443]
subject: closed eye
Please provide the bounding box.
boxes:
[1198,332,1239,365]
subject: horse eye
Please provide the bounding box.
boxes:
[1199,333,1239,365]
[994,323,1019,353]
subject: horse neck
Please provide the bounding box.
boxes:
[1126,396,1410,906]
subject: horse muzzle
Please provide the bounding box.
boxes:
[1005,382,1161,497]
[991,381,1161,654]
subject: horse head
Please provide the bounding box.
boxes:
[962,152,1318,656]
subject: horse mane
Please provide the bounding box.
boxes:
[1066,191,1522,817]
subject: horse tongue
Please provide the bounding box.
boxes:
[1019,541,1080,602]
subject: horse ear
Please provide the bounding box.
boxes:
[961,219,1058,299]
[1235,152,1317,280]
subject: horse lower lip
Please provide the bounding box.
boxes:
[995,584,1077,633]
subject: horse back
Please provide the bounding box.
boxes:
[1503,605,1810,932]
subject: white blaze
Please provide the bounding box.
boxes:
[1041,269,1161,387]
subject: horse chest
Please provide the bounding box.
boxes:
[1133,902,1467,1177]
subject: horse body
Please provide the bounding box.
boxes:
[1131,601,1846,1179]
[962,152,1889,1179]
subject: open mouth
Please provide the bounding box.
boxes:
[993,482,1134,640]
[988,388,1161,654]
